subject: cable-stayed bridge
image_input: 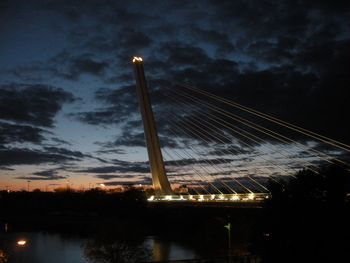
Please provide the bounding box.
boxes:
[132,57,350,203]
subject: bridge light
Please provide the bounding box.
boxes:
[164,195,172,201]
[231,195,239,201]
[132,56,143,63]
[248,193,255,200]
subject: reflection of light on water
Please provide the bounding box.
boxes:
[0,249,9,262]
[145,237,197,261]
[5,233,87,263]
[17,240,27,246]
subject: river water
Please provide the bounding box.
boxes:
[0,219,257,263]
[0,231,202,262]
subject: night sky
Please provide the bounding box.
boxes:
[0,0,349,191]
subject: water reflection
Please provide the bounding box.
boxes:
[84,238,151,263]
[0,230,202,263]
[153,239,171,261]
[0,220,256,262]
[0,249,9,263]
[150,238,196,261]
[0,232,87,263]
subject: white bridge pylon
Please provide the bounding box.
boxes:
[133,56,173,195]
[132,57,271,202]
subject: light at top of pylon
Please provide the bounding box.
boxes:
[132,56,143,63]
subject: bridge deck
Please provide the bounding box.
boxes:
[147,193,271,203]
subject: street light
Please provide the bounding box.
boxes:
[17,240,26,246]
[224,223,231,260]
[17,239,27,263]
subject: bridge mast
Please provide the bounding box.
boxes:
[132,56,173,195]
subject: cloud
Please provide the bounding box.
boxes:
[0,121,47,144]
[101,176,152,186]
[43,146,86,159]
[16,169,67,181]
[70,57,108,76]
[16,175,66,181]
[2,52,110,81]
[0,166,14,171]
[49,52,110,80]
[0,146,95,167]
[70,86,138,125]
[164,157,234,166]
[94,148,126,155]
[0,84,74,127]
[102,180,152,186]
[96,174,124,180]
[42,146,108,163]
[75,161,150,174]
[0,147,76,166]
[185,25,235,55]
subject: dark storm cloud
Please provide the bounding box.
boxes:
[94,148,126,155]
[43,146,108,163]
[209,0,349,39]
[43,146,85,159]
[147,44,240,88]
[49,137,72,146]
[185,25,235,55]
[70,86,138,125]
[96,174,123,180]
[164,157,234,166]
[204,146,253,156]
[102,178,152,186]
[50,0,350,149]
[3,52,110,81]
[49,52,110,80]
[0,84,74,127]
[0,166,14,171]
[70,57,108,76]
[160,43,209,66]
[16,169,67,181]
[16,175,66,181]
[75,163,150,174]
[95,174,137,180]
[117,29,153,53]
[0,147,76,166]
[0,122,47,144]
[0,146,95,167]
[113,132,145,148]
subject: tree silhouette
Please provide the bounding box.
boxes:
[260,163,350,262]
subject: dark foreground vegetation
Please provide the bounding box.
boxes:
[259,163,350,262]
[1,164,349,262]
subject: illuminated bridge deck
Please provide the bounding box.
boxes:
[147,193,271,203]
